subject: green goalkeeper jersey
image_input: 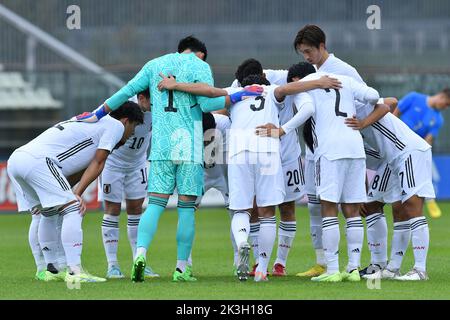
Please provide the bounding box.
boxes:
[106,52,225,163]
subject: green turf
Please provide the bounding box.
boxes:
[1,203,449,300]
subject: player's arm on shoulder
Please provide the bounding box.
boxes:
[350,78,380,105]
[345,100,390,131]
[105,61,153,111]
[74,149,110,202]
[157,73,228,97]
[274,75,342,101]
[256,93,314,138]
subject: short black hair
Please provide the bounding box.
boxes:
[302,117,314,153]
[109,101,144,124]
[241,74,270,87]
[441,87,450,99]
[293,24,326,51]
[235,58,263,85]
[178,35,208,61]
[287,62,316,82]
[202,112,216,133]
[137,88,150,99]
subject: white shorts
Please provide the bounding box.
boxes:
[391,150,435,203]
[196,164,229,206]
[304,158,320,204]
[315,156,367,204]
[228,151,285,210]
[7,151,76,212]
[367,162,402,204]
[282,157,305,202]
[98,163,148,203]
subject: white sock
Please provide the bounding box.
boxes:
[38,213,59,266]
[387,221,410,271]
[366,212,388,266]
[346,217,364,272]
[28,211,46,272]
[249,222,260,264]
[256,216,276,274]
[308,202,325,265]
[136,247,147,258]
[410,216,429,272]
[228,209,239,266]
[102,214,120,268]
[322,217,340,274]
[231,211,250,247]
[275,221,296,267]
[176,260,187,272]
[56,214,67,270]
[188,252,193,267]
[127,214,141,260]
[61,206,83,269]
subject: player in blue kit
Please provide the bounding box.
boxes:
[394,88,450,218]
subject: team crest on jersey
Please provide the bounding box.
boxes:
[103,184,111,194]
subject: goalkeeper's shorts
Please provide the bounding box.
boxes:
[148,160,203,197]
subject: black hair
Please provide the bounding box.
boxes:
[241,74,270,87]
[293,24,326,52]
[302,117,314,153]
[287,62,316,82]
[137,88,150,99]
[178,35,208,61]
[202,112,216,133]
[109,101,144,124]
[235,58,263,85]
[441,87,450,99]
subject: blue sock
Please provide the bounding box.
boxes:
[176,200,196,261]
[136,196,168,250]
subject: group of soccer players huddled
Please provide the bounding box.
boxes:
[8,24,445,284]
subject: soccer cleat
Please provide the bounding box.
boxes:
[359,264,383,278]
[35,270,47,281]
[364,267,401,280]
[311,271,342,282]
[106,266,125,279]
[237,242,251,281]
[42,271,65,282]
[249,264,258,277]
[254,271,268,282]
[395,268,429,281]
[426,199,441,219]
[185,265,194,277]
[341,269,361,282]
[131,255,146,283]
[296,264,326,277]
[272,263,287,276]
[65,271,106,283]
[172,268,197,282]
[144,266,160,278]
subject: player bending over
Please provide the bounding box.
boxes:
[98,89,159,279]
[7,102,143,283]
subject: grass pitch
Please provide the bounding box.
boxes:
[1,203,449,300]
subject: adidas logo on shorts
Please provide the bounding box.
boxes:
[294,187,300,193]
[368,192,373,197]
[351,248,360,253]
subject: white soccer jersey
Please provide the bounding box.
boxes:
[318,54,365,84]
[226,85,283,157]
[358,106,431,164]
[230,71,301,163]
[17,115,124,176]
[106,111,152,169]
[283,72,379,161]
[204,113,230,168]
